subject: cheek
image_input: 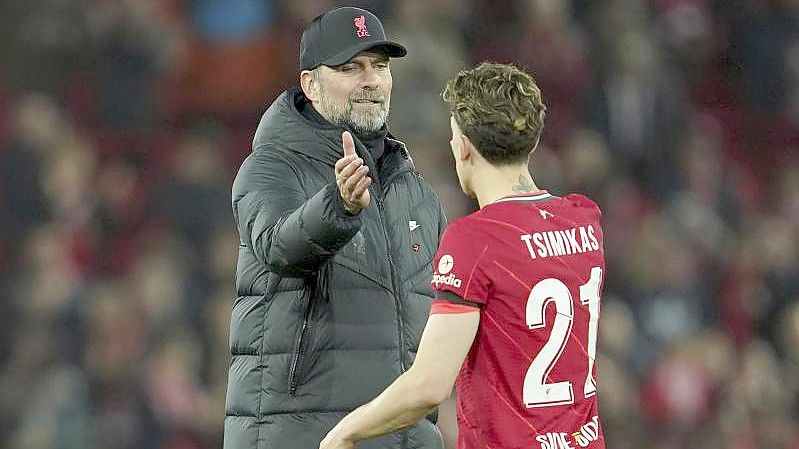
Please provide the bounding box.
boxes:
[326,79,354,103]
[382,72,393,92]
[334,87,352,103]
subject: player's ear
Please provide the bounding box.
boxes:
[300,69,319,102]
[460,135,476,163]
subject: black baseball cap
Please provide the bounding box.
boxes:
[299,6,407,71]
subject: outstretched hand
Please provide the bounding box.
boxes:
[334,131,371,214]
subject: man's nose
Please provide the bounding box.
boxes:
[359,66,381,88]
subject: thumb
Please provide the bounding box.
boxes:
[342,131,356,157]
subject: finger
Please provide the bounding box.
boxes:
[351,174,372,198]
[342,131,356,157]
[337,159,364,182]
[342,165,369,191]
[334,155,358,174]
[342,166,369,193]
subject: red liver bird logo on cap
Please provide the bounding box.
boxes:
[354,15,370,38]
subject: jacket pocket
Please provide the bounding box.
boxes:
[288,301,314,395]
[288,270,324,395]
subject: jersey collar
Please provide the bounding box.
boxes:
[492,191,552,204]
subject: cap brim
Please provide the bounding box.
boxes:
[320,41,407,67]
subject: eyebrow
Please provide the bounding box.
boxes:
[332,55,390,69]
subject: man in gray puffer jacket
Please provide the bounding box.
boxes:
[225,7,447,449]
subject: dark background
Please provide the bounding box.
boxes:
[0,1,797,448]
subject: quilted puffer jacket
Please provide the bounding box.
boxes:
[225,88,447,449]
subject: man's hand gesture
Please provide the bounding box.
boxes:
[335,131,372,214]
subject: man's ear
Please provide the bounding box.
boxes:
[300,70,318,101]
[459,135,476,164]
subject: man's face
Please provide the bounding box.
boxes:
[314,50,392,134]
[449,116,474,198]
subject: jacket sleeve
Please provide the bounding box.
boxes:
[232,151,362,277]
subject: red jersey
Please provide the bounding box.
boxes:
[431,191,606,449]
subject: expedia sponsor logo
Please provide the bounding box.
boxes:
[437,254,455,274]
[432,272,462,288]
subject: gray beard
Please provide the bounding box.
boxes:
[318,90,389,134]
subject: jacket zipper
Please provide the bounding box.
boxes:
[377,195,407,372]
[374,151,418,373]
[352,137,413,373]
[288,296,314,395]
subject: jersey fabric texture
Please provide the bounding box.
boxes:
[431,191,606,449]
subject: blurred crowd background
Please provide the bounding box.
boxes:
[0,0,797,448]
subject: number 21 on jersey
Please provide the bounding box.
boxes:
[524,267,602,408]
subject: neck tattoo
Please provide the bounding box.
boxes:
[512,174,537,193]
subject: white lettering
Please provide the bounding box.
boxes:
[533,233,548,257]
[560,433,575,449]
[572,433,590,448]
[537,433,573,449]
[582,421,598,439]
[587,225,599,251]
[521,234,537,259]
[564,228,581,254]
[579,226,593,252]
[571,416,601,448]
[542,231,554,256]
[536,435,552,449]
[548,231,566,256]
[557,230,573,255]
[431,273,462,288]
[526,227,600,260]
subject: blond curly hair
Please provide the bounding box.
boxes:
[442,62,547,164]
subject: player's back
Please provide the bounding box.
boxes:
[431,192,606,449]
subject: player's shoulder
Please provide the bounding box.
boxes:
[441,212,484,239]
[557,193,602,221]
[440,210,504,246]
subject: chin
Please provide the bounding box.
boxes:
[350,113,386,132]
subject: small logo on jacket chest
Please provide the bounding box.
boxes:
[350,231,366,254]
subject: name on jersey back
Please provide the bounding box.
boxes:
[520,225,599,260]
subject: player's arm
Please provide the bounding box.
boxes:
[319,310,480,449]
[436,390,458,449]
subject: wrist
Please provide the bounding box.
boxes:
[331,186,360,216]
[332,419,359,445]
[343,201,361,215]
[339,194,361,215]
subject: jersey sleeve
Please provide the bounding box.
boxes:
[429,299,480,314]
[564,193,602,222]
[431,219,491,308]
